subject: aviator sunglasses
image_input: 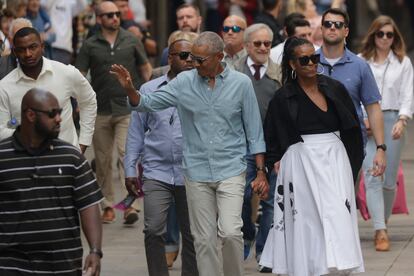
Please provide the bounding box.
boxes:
[99,11,121,19]
[294,54,320,66]
[223,25,244,33]
[26,107,63,118]
[322,20,346,29]
[376,31,394,39]
[252,40,272,48]
[170,51,191,60]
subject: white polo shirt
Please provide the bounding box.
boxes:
[0,57,97,147]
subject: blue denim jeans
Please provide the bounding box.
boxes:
[241,155,276,257]
[362,111,404,230]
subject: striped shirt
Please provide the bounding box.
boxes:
[0,129,103,275]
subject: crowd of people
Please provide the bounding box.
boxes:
[0,1,413,276]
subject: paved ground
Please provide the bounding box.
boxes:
[83,121,414,276]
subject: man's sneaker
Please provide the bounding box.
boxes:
[102,207,116,223]
[244,239,255,260]
[257,264,272,273]
[123,208,139,225]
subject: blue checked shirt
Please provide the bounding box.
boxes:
[125,74,184,185]
[130,65,266,182]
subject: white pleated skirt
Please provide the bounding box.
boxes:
[260,132,364,276]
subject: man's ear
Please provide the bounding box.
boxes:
[25,109,37,123]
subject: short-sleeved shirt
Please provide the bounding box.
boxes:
[317,47,381,142]
[76,28,148,116]
[0,129,103,275]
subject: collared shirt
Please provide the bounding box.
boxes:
[0,57,97,147]
[76,28,147,116]
[359,51,413,118]
[125,74,184,185]
[247,56,268,79]
[223,48,247,69]
[132,64,266,182]
[317,47,381,141]
[0,128,103,275]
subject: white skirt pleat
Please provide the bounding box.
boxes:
[260,132,364,276]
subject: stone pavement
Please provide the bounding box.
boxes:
[83,121,414,276]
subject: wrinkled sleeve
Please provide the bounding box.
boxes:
[0,87,14,141]
[398,57,414,118]
[124,110,146,178]
[264,96,282,166]
[69,66,97,146]
[360,62,381,106]
[242,79,266,154]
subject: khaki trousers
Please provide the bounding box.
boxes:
[185,172,245,276]
[93,114,139,210]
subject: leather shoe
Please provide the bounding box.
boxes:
[375,230,390,251]
[123,208,139,225]
[165,251,178,269]
[102,207,115,224]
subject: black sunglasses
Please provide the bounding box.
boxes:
[322,20,346,29]
[170,51,191,60]
[190,54,212,65]
[223,25,244,33]
[252,40,272,48]
[28,107,63,118]
[99,11,121,19]
[376,31,394,39]
[294,54,320,66]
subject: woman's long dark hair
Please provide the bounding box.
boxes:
[281,37,314,85]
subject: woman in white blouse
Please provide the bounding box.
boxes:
[359,15,413,252]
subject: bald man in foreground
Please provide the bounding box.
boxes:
[0,89,103,276]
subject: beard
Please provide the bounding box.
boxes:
[34,119,60,139]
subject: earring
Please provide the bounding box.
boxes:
[317,64,325,75]
[291,69,297,80]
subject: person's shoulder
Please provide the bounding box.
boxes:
[0,67,19,85]
[119,28,140,43]
[51,139,83,157]
[140,75,167,93]
[0,136,14,151]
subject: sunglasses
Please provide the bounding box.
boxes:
[99,11,121,19]
[223,25,244,33]
[170,51,191,60]
[252,40,272,48]
[190,54,212,65]
[376,31,394,39]
[294,54,320,66]
[29,107,63,118]
[322,20,346,29]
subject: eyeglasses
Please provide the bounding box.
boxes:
[223,25,244,33]
[99,11,121,19]
[376,31,394,39]
[252,40,272,48]
[294,54,320,66]
[27,107,63,118]
[322,20,346,29]
[190,54,212,65]
[169,51,191,60]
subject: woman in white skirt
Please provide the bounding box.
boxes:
[359,15,413,252]
[259,37,365,276]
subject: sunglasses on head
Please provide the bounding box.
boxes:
[28,107,63,118]
[223,25,244,33]
[322,20,346,29]
[99,11,121,19]
[294,54,320,66]
[170,51,191,60]
[376,31,394,39]
[252,40,272,48]
[190,54,212,65]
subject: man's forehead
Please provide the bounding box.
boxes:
[171,40,192,51]
[177,7,197,16]
[191,44,209,55]
[295,26,311,34]
[15,33,40,45]
[324,13,345,22]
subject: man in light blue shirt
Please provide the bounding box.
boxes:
[317,8,386,176]
[112,31,269,276]
[124,38,198,276]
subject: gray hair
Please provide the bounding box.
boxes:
[9,18,33,38]
[193,31,224,54]
[243,23,273,43]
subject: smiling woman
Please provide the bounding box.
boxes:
[259,37,365,275]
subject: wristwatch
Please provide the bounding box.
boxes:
[90,247,103,258]
[376,144,387,152]
[256,166,268,173]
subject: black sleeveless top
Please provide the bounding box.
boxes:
[296,88,340,135]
